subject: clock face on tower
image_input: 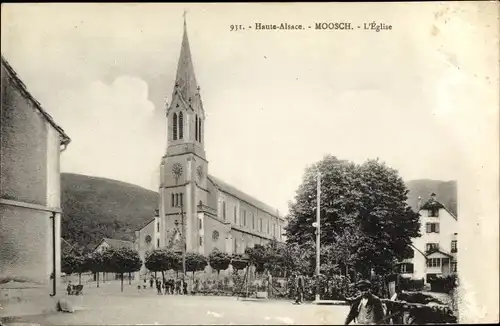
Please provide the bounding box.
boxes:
[172,163,183,182]
[197,165,204,181]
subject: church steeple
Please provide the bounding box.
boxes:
[172,12,199,105]
[165,13,206,157]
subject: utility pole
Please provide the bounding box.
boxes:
[180,197,186,277]
[315,172,321,302]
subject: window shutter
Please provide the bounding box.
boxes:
[426,223,431,233]
[173,113,178,140]
[195,115,198,141]
[435,223,440,233]
[179,112,184,139]
[408,263,414,273]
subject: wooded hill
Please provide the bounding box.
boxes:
[61,173,158,252]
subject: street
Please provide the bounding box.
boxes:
[3,282,349,325]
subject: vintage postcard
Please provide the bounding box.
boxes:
[1,2,498,325]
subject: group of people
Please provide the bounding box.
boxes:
[142,277,188,295]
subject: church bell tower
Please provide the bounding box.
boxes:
[158,15,208,254]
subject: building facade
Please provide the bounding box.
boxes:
[134,218,157,276]
[398,193,458,284]
[135,20,286,273]
[0,55,70,290]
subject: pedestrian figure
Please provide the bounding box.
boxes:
[175,278,181,295]
[267,271,273,298]
[66,281,72,295]
[156,279,162,295]
[149,277,154,288]
[295,272,305,304]
[163,280,168,295]
[183,279,188,295]
[344,280,385,325]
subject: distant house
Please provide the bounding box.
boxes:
[61,238,77,255]
[93,238,135,253]
[0,55,71,292]
[397,193,458,284]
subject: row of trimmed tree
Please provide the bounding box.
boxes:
[143,241,309,283]
[62,247,142,292]
[144,248,239,283]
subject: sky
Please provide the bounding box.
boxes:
[1,2,498,214]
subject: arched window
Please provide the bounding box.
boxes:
[172,113,178,140]
[175,193,179,207]
[171,193,175,207]
[195,115,198,141]
[179,193,184,207]
[179,112,184,139]
[223,202,226,221]
[199,119,202,143]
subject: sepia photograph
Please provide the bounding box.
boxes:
[0,2,498,325]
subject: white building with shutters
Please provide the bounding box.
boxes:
[397,193,458,284]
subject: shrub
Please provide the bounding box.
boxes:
[429,274,457,293]
[399,276,425,291]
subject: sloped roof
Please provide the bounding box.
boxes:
[208,174,283,220]
[419,197,457,220]
[426,249,454,259]
[97,238,135,251]
[1,54,71,145]
[61,238,76,254]
[135,218,155,231]
[420,199,444,210]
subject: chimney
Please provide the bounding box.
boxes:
[417,196,422,210]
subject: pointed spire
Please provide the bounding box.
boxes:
[173,11,198,103]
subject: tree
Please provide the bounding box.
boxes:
[185,252,208,281]
[104,247,142,292]
[208,248,230,279]
[144,248,181,280]
[230,253,248,273]
[285,155,420,279]
[61,252,88,285]
[86,251,106,288]
[244,244,267,275]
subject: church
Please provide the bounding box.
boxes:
[135,18,286,274]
